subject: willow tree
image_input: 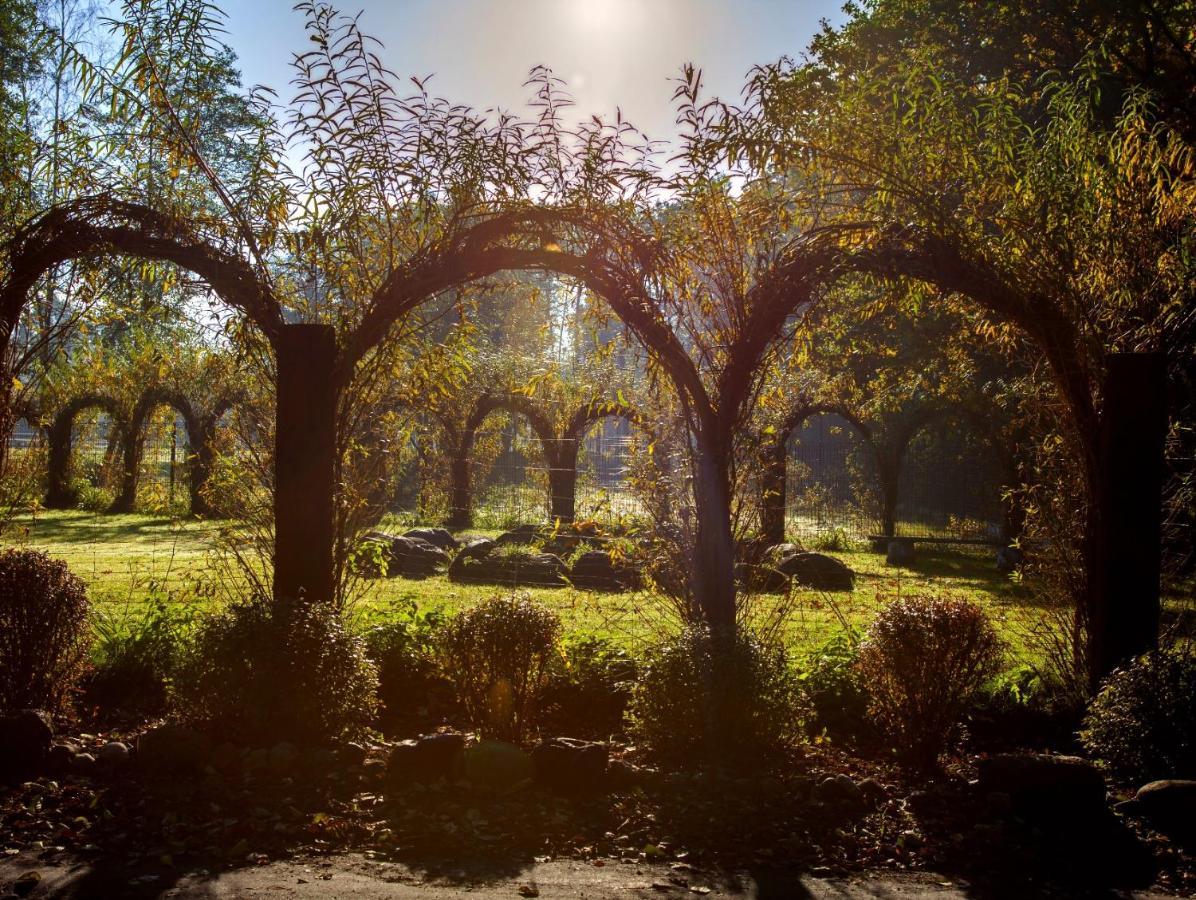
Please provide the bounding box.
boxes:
[723,37,1192,683]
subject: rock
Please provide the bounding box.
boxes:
[300,746,336,773]
[403,527,459,552]
[334,742,369,768]
[976,753,1107,819]
[857,777,889,805]
[97,741,130,766]
[459,739,534,793]
[777,552,854,591]
[243,748,269,774]
[995,545,1024,574]
[0,710,52,781]
[386,732,466,786]
[605,758,645,790]
[567,551,641,592]
[47,743,76,774]
[12,870,40,897]
[449,546,568,587]
[137,724,212,776]
[886,538,915,566]
[70,752,96,776]
[532,737,609,791]
[268,741,298,773]
[1117,780,1196,842]
[210,742,242,776]
[815,774,865,810]
[495,524,543,546]
[363,532,451,578]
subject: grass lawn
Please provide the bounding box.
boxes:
[4,509,1049,664]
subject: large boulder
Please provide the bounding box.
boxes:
[459,739,534,792]
[403,527,459,553]
[495,524,543,546]
[1118,780,1196,843]
[0,710,52,781]
[776,551,854,591]
[976,753,1107,819]
[137,724,212,776]
[568,550,641,592]
[449,545,568,587]
[363,532,451,578]
[386,732,466,786]
[532,737,609,791]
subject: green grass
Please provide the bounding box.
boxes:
[5,509,1045,662]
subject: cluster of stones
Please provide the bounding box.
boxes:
[362,526,861,594]
[361,524,643,592]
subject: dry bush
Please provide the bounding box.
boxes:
[0,549,91,714]
[857,595,1004,771]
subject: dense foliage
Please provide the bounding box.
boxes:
[173,598,378,745]
[0,548,91,713]
[1081,647,1196,784]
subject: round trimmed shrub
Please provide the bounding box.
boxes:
[629,625,801,768]
[439,592,561,743]
[364,608,456,726]
[173,598,378,745]
[540,635,638,740]
[0,549,91,713]
[1080,647,1196,783]
[856,595,1003,771]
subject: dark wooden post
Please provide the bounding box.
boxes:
[274,323,338,606]
[760,438,787,545]
[1087,352,1168,689]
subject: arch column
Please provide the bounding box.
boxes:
[760,436,788,546]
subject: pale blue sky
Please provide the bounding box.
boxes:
[221,0,846,144]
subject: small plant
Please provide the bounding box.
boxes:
[797,631,875,746]
[438,592,561,743]
[363,604,454,725]
[629,625,802,768]
[173,597,378,745]
[811,528,854,553]
[1080,647,1196,784]
[540,635,639,739]
[0,548,91,713]
[83,595,194,724]
[856,595,1004,771]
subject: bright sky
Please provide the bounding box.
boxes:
[221,0,846,145]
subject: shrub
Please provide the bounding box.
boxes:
[0,549,91,713]
[540,635,638,739]
[83,596,193,724]
[797,632,876,747]
[363,604,455,726]
[629,625,802,768]
[173,598,378,745]
[856,595,1004,771]
[1080,647,1196,784]
[438,592,561,743]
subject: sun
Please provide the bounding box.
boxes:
[566,0,638,34]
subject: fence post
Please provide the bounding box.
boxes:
[274,323,338,606]
[1087,352,1168,689]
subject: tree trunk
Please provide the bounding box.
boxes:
[447,448,472,528]
[690,437,737,628]
[760,438,787,546]
[875,445,901,538]
[188,420,217,518]
[110,426,141,513]
[45,415,75,509]
[274,324,338,606]
[549,439,578,523]
[1085,352,1168,690]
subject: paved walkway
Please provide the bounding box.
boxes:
[0,852,1172,899]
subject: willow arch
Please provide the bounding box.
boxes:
[44,393,126,510]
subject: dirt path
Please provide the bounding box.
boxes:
[0,851,1176,899]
